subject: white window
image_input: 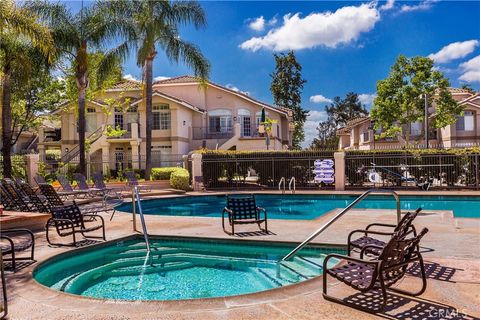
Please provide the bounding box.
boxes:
[153,104,171,130]
[410,121,422,136]
[361,131,370,142]
[208,109,232,133]
[86,107,97,132]
[456,111,475,131]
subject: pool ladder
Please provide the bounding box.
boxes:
[278,177,296,194]
[131,186,151,252]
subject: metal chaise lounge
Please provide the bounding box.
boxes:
[73,173,104,197]
[16,181,50,213]
[222,194,267,235]
[124,171,151,192]
[323,228,429,311]
[0,229,35,271]
[0,180,35,212]
[46,203,105,246]
[347,208,421,257]
[56,175,90,198]
[38,184,116,216]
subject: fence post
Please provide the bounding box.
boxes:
[24,153,39,186]
[191,153,203,191]
[334,151,345,191]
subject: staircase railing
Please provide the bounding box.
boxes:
[60,126,104,165]
[280,189,401,262]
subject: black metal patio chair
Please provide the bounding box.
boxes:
[347,208,421,257]
[323,228,429,311]
[16,181,50,213]
[46,203,105,246]
[222,194,267,235]
[0,180,35,212]
[0,229,35,271]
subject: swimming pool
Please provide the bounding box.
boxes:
[34,236,343,300]
[116,194,480,219]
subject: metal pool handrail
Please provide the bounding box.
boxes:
[289,177,296,194]
[278,177,286,194]
[132,186,151,252]
[280,189,401,262]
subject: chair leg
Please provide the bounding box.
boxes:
[110,210,116,221]
[389,258,427,297]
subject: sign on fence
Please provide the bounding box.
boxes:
[313,159,335,184]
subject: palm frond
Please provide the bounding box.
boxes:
[97,41,132,86]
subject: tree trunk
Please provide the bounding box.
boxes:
[1,63,13,178]
[76,41,88,176]
[144,55,154,180]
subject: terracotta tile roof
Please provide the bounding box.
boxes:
[154,75,198,84]
[448,87,476,94]
[154,75,288,116]
[336,127,351,135]
[346,116,370,127]
[108,79,142,91]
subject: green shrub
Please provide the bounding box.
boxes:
[151,167,180,180]
[169,168,190,191]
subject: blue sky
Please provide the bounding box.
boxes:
[69,1,480,148]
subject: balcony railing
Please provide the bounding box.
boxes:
[192,127,234,140]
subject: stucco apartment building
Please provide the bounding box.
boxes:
[38,76,293,171]
[337,88,480,150]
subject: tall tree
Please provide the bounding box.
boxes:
[29,0,126,175]
[371,55,461,142]
[310,92,368,149]
[1,1,54,177]
[270,51,307,149]
[101,0,210,180]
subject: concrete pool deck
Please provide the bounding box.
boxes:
[2,192,480,319]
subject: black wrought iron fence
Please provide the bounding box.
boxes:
[201,150,336,190]
[345,151,480,189]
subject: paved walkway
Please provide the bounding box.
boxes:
[2,193,480,319]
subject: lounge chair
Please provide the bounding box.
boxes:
[92,172,124,194]
[323,228,429,311]
[56,175,90,198]
[0,180,35,212]
[46,203,105,246]
[222,194,267,235]
[124,171,151,192]
[37,184,116,216]
[16,181,50,213]
[73,173,104,197]
[0,229,35,271]
[347,208,421,256]
[33,175,47,186]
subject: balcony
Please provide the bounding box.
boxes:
[192,127,234,140]
[107,123,140,140]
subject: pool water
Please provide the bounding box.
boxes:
[34,237,343,300]
[116,194,480,219]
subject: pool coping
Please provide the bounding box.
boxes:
[29,234,348,310]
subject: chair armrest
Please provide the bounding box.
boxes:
[256,207,265,212]
[347,229,394,245]
[83,214,105,226]
[257,207,267,219]
[360,244,385,259]
[48,218,75,229]
[365,223,397,230]
[1,229,34,239]
[223,207,233,214]
[323,253,379,271]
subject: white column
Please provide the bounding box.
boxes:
[334,152,346,191]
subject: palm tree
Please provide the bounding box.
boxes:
[101,0,210,180]
[0,1,53,177]
[28,0,127,175]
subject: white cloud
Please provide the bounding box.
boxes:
[428,40,479,63]
[380,0,395,11]
[240,3,380,52]
[268,16,278,26]
[309,94,333,104]
[226,83,250,96]
[123,74,140,82]
[459,55,480,83]
[358,93,376,106]
[153,76,170,82]
[249,16,265,31]
[302,110,328,148]
[400,0,437,12]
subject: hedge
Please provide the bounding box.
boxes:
[151,167,181,180]
[170,168,190,191]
